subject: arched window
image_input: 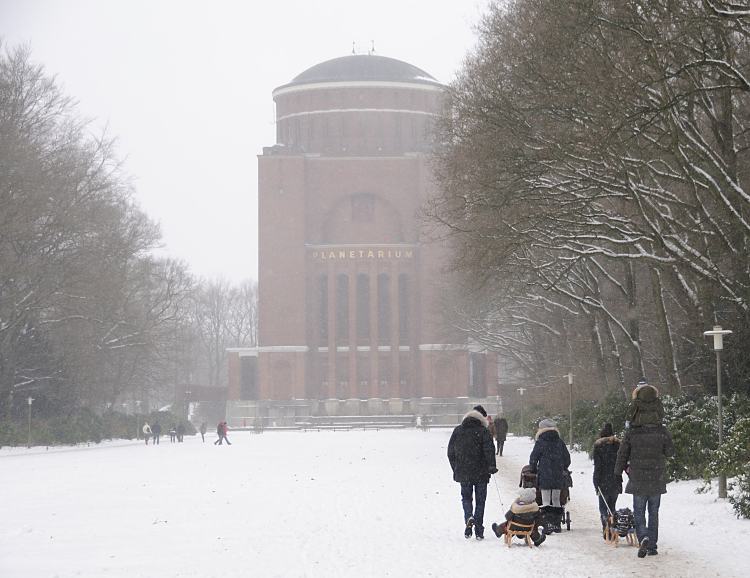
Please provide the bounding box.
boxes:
[377,273,390,345]
[356,273,370,343]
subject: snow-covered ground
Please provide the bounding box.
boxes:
[2,429,748,578]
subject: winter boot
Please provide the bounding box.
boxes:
[465,516,474,539]
[533,531,546,547]
[637,537,650,558]
[475,526,484,540]
[491,522,503,539]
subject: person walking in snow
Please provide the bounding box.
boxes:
[169,425,177,443]
[176,422,185,442]
[615,382,674,558]
[151,421,162,445]
[493,416,508,456]
[199,421,207,442]
[593,422,622,537]
[528,418,571,533]
[142,422,152,445]
[447,404,497,540]
[214,421,231,445]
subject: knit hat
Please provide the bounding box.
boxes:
[473,405,488,417]
[538,418,556,429]
[519,488,537,503]
[600,423,614,437]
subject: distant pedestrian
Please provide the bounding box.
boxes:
[493,416,508,456]
[177,423,185,443]
[151,421,162,445]
[214,421,231,445]
[615,382,674,558]
[142,422,152,445]
[415,415,422,429]
[199,421,207,442]
[169,425,177,443]
[593,422,622,537]
[447,405,497,540]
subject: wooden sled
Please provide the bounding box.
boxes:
[504,521,535,548]
[605,516,637,547]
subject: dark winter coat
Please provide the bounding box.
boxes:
[614,424,674,495]
[447,410,496,484]
[627,384,664,427]
[592,436,623,495]
[151,423,162,435]
[529,428,571,489]
[494,417,509,442]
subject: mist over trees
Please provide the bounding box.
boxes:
[430,0,750,402]
[0,45,256,424]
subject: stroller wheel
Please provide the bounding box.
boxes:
[565,511,571,531]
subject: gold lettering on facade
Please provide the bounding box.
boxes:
[310,247,415,261]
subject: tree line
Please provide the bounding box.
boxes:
[430,0,750,403]
[0,45,256,425]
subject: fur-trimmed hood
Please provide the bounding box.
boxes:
[461,409,489,428]
[535,426,558,440]
[632,383,659,401]
[594,435,620,446]
[510,499,540,515]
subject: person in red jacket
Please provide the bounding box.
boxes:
[214,421,232,445]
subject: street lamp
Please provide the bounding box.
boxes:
[703,325,732,499]
[567,372,574,448]
[27,396,34,448]
[184,390,192,421]
[516,387,526,433]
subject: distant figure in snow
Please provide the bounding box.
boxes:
[615,382,674,558]
[199,421,207,442]
[177,422,185,442]
[151,421,162,445]
[169,425,177,443]
[214,421,231,445]
[415,415,422,429]
[142,422,152,445]
[493,416,509,456]
[447,404,497,540]
[593,422,622,538]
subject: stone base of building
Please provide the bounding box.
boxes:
[225,396,502,429]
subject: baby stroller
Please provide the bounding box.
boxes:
[520,465,572,533]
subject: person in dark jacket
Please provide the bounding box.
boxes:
[490,488,546,547]
[176,422,186,442]
[151,421,162,445]
[199,421,207,442]
[593,422,622,536]
[493,416,509,456]
[529,418,571,532]
[447,405,497,540]
[614,383,674,558]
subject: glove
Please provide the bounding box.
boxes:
[489,467,498,475]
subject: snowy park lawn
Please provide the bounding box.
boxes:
[2,429,749,578]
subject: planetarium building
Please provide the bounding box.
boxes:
[226,54,497,426]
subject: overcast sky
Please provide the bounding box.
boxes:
[0,0,485,283]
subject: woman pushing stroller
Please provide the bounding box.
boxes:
[528,418,571,533]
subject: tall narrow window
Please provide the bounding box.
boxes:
[377,273,390,345]
[318,274,328,345]
[336,274,349,346]
[356,273,370,343]
[398,274,409,344]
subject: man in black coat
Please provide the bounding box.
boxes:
[592,422,622,536]
[493,416,509,456]
[615,384,675,558]
[447,405,497,540]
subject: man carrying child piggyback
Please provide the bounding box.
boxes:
[614,381,674,559]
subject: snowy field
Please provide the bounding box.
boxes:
[2,429,749,578]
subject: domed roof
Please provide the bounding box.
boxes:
[276,54,442,92]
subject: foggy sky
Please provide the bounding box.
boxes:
[0,0,482,283]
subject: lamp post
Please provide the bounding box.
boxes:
[567,372,574,448]
[703,325,732,499]
[27,396,34,448]
[135,400,142,440]
[516,387,526,433]
[184,390,192,421]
